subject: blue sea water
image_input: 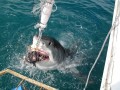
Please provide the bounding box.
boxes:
[0,0,114,90]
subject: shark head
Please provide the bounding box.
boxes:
[38,36,66,63]
[25,35,66,67]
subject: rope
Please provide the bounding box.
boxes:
[83,3,120,90]
[104,0,120,89]
[52,3,57,12]
[36,28,43,47]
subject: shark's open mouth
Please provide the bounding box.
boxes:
[38,50,49,61]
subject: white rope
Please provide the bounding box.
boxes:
[83,25,112,90]
[83,5,120,90]
[36,28,43,47]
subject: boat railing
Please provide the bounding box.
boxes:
[0,69,56,90]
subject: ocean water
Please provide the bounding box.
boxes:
[0,0,114,90]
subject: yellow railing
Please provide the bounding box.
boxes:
[0,69,56,90]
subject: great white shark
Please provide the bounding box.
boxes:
[24,35,94,84]
[24,35,71,70]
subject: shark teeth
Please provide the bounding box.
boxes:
[38,51,49,61]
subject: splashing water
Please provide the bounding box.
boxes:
[32,0,44,16]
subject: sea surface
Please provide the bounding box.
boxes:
[0,0,114,90]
